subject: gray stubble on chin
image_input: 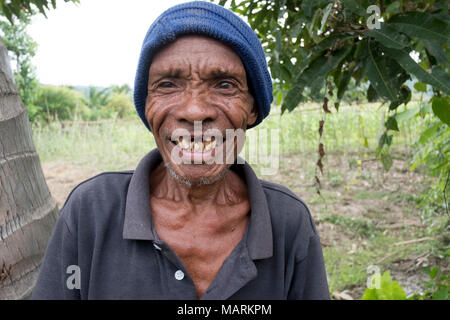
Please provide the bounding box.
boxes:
[164,162,229,188]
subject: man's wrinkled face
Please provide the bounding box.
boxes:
[145,35,257,186]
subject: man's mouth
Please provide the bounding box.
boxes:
[170,136,221,152]
[168,134,230,164]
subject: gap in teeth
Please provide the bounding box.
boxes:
[175,136,217,151]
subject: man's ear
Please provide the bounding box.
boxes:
[247,101,258,126]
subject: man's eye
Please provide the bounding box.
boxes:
[158,81,174,88]
[218,81,234,89]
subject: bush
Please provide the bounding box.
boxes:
[29,85,88,123]
[101,92,135,119]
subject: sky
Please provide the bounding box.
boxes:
[28,0,189,88]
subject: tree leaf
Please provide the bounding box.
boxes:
[378,132,393,149]
[282,82,306,113]
[389,85,411,110]
[429,266,439,280]
[414,82,427,92]
[385,1,400,15]
[419,122,440,144]
[342,0,367,17]
[337,70,352,101]
[283,46,351,111]
[388,12,450,43]
[381,154,393,171]
[386,116,399,131]
[422,40,450,69]
[432,288,448,300]
[319,3,333,33]
[367,85,378,102]
[432,97,450,125]
[395,106,420,122]
[362,271,407,300]
[301,0,315,18]
[365,42,397,101]
[367,23,408,49]
[383,47,450,95]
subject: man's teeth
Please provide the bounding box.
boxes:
[175,137,217,152]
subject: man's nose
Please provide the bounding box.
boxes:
[173,92,218,125]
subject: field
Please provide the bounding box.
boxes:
[33,101,447,299]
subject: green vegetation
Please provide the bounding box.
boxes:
[363,271,407,300]
[33,118,155,171]
[319,214,380,237]
[0,10,38,106]
[363,265,449,300]
[250,101,426,155]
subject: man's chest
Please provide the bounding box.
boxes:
[150,200,250,297]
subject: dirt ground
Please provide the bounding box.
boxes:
[41,151,445,299]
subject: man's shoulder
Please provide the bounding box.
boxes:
[61,170,134,211]
[259,179,317,234]
[260,180,308,207]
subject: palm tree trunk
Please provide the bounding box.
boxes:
[0,37,58,299]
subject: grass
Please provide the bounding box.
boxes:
[318,214,381,238]
[33,117,156,170]
[323,232,413,295]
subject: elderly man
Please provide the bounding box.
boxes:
[32,1,329,300]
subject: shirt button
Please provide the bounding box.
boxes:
[174,270,184,280]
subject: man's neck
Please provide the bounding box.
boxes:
[149,163,249,210]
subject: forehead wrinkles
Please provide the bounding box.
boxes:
[150,56,246,82]
[149,37,247,81]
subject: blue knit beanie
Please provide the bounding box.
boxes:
[134,1,273,130]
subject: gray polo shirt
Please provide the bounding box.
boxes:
[32,149,329,300]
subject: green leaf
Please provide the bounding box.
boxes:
[363,137,369,148]
[378,132,393,149]
[419,122,440,144]
[319,3,333,33]
[342,0,367,17]
[283,46,352,112]
[282,83,306,113]
[389,12,450,43]
[383,47,450,95]
[386,116,399,131]
[432,97,450,125]
[365,43,397,101]
[422,40,450,69]
[275,89,283,106]
[381,154,393,171]
[367,23,408,49]
[414,82,427,92]
[301,0,315,18]
[389,85,411,110]
[1,5,13,23]
[362,271,407,300]
[385,1,400,15]
[429,266,438,279]
[367,85,378,102]
[337,70,352,101]
[432,288,448,300]
[395,106,420,122]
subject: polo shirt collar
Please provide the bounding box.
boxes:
[123,148,273,260]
